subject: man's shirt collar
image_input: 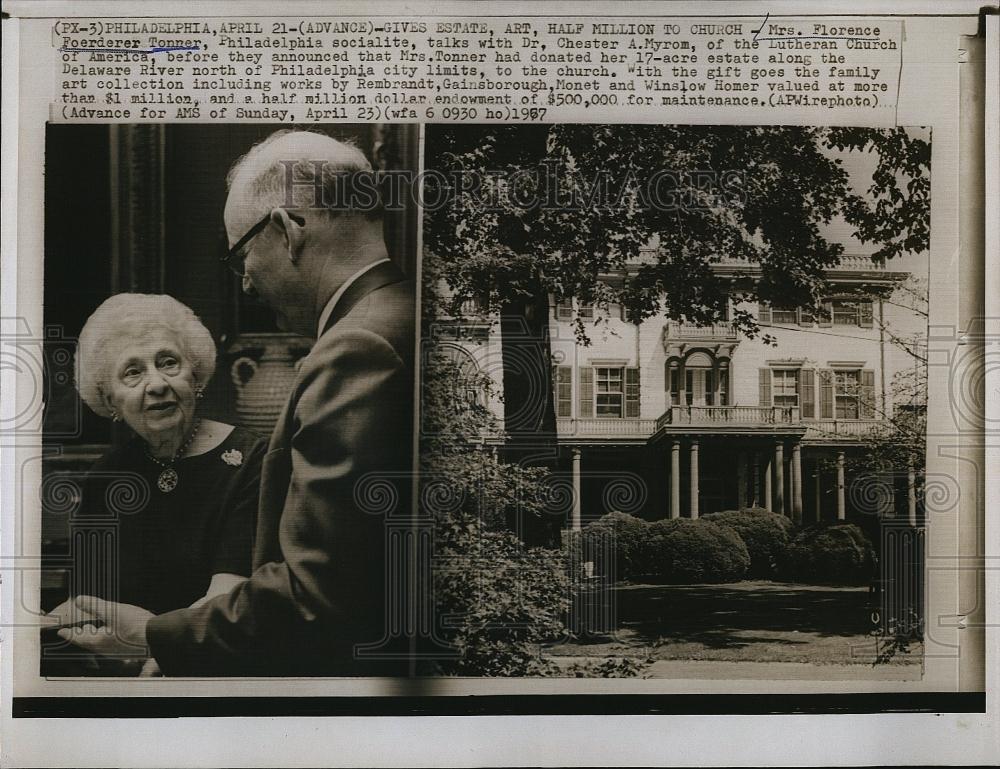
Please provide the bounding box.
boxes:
[317,257,391,338]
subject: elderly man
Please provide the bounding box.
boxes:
[65,130,415,675]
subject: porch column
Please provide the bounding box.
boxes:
[670,440,681,519]
[737,450,748,509]
[814,459,822,523]
[763,455,773,512]
[571,448,582,531]
[774,441,785,515]
[752,453,761,507]
[907,462,917,527]
[836,450,846,521]
[689,440,700,519]
[790,442,803,525]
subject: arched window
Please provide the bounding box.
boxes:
[436,343,484,408]
[684,351,713,407]
[666,351,730,407]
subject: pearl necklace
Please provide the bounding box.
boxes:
[144,419,201,493]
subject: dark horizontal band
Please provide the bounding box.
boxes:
[12,692,985,719]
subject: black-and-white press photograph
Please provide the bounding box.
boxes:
[27,119,942,689]
[420,123,931,680]
[2,1,996,765]
[36,123,420,677]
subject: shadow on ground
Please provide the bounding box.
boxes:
[545,579,921,666]
[609,581,873,648]
[548,581,923,669]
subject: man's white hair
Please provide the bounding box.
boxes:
[226,129,375,218]
[75,293,217,419]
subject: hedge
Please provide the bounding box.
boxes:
[645,518,750,583]
[577,513,752,583]
[573,511,650,580]
[781,522,877,585]
[702,507,793,578]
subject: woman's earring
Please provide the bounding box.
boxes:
[195,386,205,400]
[110,410,121,422]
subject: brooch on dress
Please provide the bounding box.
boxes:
[221,449,244,467]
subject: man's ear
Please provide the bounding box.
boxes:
[270,208,306,262]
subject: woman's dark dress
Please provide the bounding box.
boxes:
[42,425,265,675]
[70,425,267,615]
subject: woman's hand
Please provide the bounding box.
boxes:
[42,598,78,626]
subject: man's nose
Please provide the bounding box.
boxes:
[242,273,257,297]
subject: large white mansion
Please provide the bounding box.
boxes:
[437,247,925,531]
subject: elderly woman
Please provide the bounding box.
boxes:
[44,294,265,673]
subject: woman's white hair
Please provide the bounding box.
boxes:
[75,293,217,418]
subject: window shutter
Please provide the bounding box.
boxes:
[859,301,874,328]
[817,301,832,327]
[555,365,572,418]
[578,366,594,418]
[860,369,876,417]
[625,367,640,418]
[819,369,834,419]
[800,368,816,419]
[667,363,681,405]
[758,303,771,325]
[759,368,772,406]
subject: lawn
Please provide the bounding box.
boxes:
[546,580,923,667]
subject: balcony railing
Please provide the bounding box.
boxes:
[556,418,658,439]
[664,320,739,341]
[804,419,887,438]
[657,405,799,429]
[629,248,887,272]
[555,412,887,440]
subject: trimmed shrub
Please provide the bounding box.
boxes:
[702,507,793,578]
[781,523,877,585]
[645,518,750,583]
[574,511,650,580]
[433,528,571,676]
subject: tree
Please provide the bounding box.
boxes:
[858,275,928,480]
[423,125,931,460]
[813,275,928,512]
[824,127,931,262]
[420,261,648,676]
[420,256,569,674]
[811,276,929,662]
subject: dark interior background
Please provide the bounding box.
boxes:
[40,122,419,575]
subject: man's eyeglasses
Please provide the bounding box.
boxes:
[221,213,269,277]
[221,211,305,277]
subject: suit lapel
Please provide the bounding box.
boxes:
[322,260,406,336]
[255,260,405,567]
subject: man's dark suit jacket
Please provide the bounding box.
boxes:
[147,260,415,676]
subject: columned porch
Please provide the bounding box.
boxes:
[559,425,900,530]
[650,421,810,522]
